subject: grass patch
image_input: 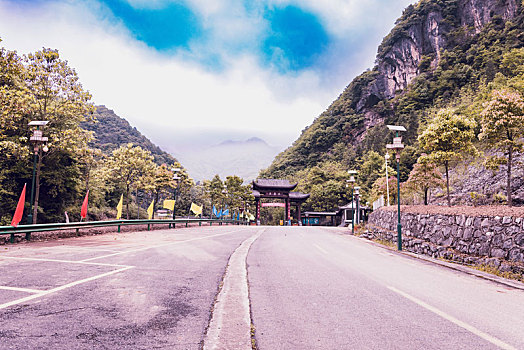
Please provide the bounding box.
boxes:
[471,264,524,283]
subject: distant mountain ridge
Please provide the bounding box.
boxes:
[176,137,279,182]
[82,105,177,166]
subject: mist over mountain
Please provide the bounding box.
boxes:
[175,137,279,182]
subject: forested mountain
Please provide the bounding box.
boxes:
[262,0,524,210]
[82,106,177,166]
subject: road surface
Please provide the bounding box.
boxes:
[0,225,522,349]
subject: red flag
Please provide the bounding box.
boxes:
[80,190,89,219]
[11,184,26,227]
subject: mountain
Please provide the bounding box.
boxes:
[176,137,279,182]
[262,0,522,179]
[82,105,177,165]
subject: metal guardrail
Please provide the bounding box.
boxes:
[0,218,249,243]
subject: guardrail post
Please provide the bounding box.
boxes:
[118,225,121,233]
[199,220,201,226]
[147,224,150,231]
[25,232,31,241]
[186,221,188,227]
[76,228,79,236]
[10,233,15,244]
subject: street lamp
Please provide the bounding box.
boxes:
[386,124,406,251]
[354,186,361,226]
[171,168,181,228]
[28,120,49,228]
[385,152,391,207]
[346,170,357,234]
[222,188,228,221]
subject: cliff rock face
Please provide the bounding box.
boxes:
[369,0,518,103]
[460,0,518,32]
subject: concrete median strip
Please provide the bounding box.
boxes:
[203,229,264,350]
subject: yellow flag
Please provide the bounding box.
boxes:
[147,200,154,219]
[163,199,175,211]
[116,194,123,219]
[190,202,202,216]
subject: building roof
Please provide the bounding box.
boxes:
[253,179,297,191]
[289,192,310,201]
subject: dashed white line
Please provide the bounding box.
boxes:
[314,244,329,255]
[387,286,517,350]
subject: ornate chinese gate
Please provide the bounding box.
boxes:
[252,179,310,225]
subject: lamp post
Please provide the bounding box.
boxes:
[385,152,391,207]
[354,186,360,226]
[171,168,181,224]
[347,170,357,234]
[222,188,228,222]
[28,121,49,228]
[386,125,406,251]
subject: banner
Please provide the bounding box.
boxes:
[11,184,26,227]
[222,208,229,217]
[213,205,220,218]
[116,194,123,219]
[190,202,202,216]
[261,203,286,207]
[147,200,154,219]
[163,199,175,211]
[80,190,89,219]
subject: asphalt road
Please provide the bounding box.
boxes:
[1,225,523,349]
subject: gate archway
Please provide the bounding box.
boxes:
[252,179,309,225]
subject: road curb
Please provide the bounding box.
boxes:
[347,233,524,291]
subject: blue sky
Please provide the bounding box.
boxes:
[0,0,415,152]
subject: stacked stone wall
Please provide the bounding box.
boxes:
[365,208,524,274]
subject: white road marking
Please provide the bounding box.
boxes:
[387,286,517,350]
[0,286,45,294]
[80,228,250,262]
[0,266,133,310]
[203,229,264,350]
[314,244,329,255]
[0,256,131,268]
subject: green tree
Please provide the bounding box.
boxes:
[104,144,155,219]
[204,175,225,216]
[479,89,524,206]
[418,109,477,206]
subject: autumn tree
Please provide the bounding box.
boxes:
[479,89,524,206]
[404,156,444,205]
[418,109,477,206]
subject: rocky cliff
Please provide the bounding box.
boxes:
[358,0,518,125]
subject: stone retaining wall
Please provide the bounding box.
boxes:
[365,208,524,274]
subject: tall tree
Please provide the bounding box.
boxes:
[105,144,155,219]
[479,89,524,206]
[418,109,477,206]
[24,48,94,223]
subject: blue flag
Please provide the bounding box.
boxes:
[218,209,223,218]
[222,208,229,217]
[213,205,219,218]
